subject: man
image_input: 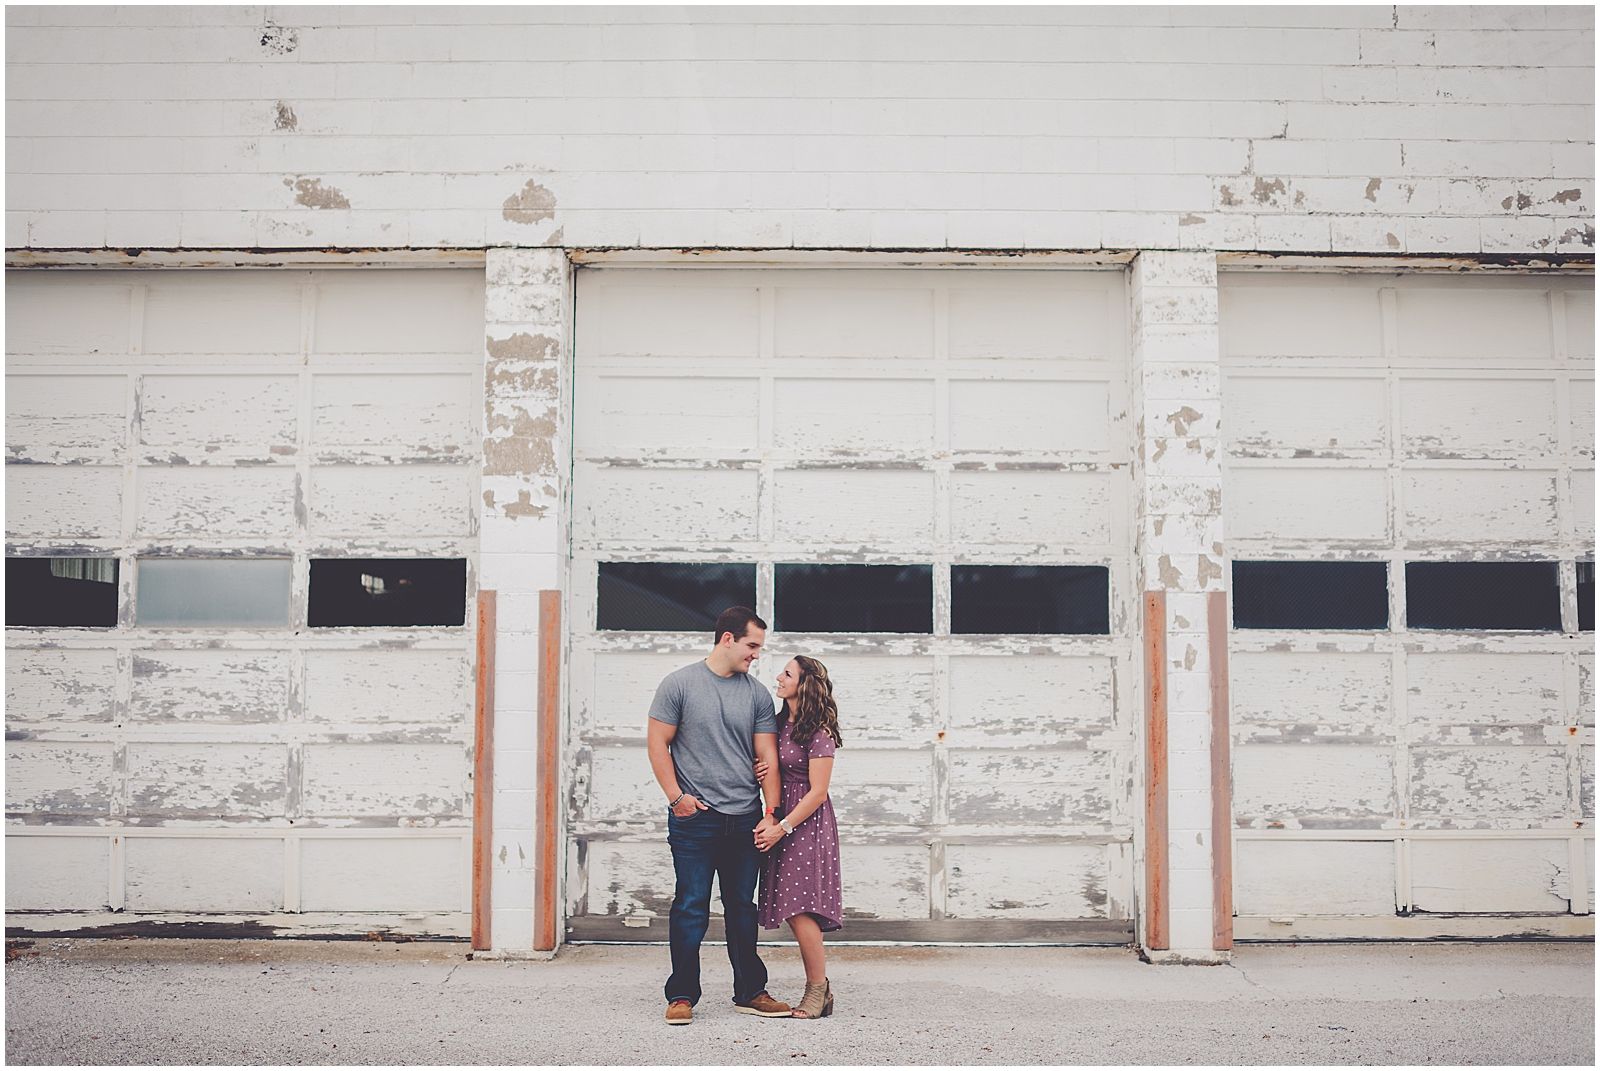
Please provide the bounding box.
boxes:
[646,605,789,1025]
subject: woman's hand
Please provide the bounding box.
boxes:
[753,758,770,780]
[753,820,786,852]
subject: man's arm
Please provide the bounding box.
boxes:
[753,732,780,813]
[647,718,705,817]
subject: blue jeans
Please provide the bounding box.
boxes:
[664,806,769,1007]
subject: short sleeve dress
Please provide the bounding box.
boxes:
[757,717,842,932]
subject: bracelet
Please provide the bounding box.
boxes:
[778,817,794,835]
[669,792,686,809]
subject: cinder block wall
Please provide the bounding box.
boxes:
[5,5,1592,254]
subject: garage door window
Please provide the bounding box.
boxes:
[596,562,755,631]
[5,557,119,627]
[1579,562,1595,632]
[774,564,933,634]
[1232,561,1389,630]
[1405,561,1563,631]
[951,564,1109,635]
[135,559,292,627]
[307,558,468,627]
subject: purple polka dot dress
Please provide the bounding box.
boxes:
[758,717,842,933]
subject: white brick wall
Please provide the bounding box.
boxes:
[5,6,1592,255]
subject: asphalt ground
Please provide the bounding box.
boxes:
[4,936,1593,1065]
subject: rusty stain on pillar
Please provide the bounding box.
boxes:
[1208,590,1234,951]
[535,590,562,952]
[1144,590,1169,951]
[472,591,497,951]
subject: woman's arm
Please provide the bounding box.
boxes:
[780,755,833,828]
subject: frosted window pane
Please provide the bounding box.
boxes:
[136,559,292,627]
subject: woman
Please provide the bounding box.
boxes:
[753,655,843,1020]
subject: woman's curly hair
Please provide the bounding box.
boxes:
[786,655,843,750]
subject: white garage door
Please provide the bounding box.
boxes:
[6,267,484,927]
[567,267,1137,940]
[1220,271,1595,934]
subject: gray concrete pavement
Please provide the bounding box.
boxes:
[4,937,1593,1065]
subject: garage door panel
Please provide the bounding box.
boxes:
[131,650,290,723]
[840,844,929,920]
[5,743,114,815]
[138,466,296,538]
[7,649,118,723]
[125,838,282,912]
[1233,744,1395,819]
[7,374,127,462]
[578,375,758,452]
[309,464,472,537]
[139,374,298,447]
[950,471,1111,545]
[946,844,1106,918]
[1567,292,1595,359]
[1574,469,1595,544]
[313,272,483,355]
[948,288,1108,359]
[586,746,662,821]
[830,749,934,825]
[1235,840,1396,916]
[774,378,934,454]
[1397,289,1552,359]
[1407,653,1565,726]
[1226,468,1389,541]
[579,466,757,544]
[949,379,1110,453]
[776,287,933,359]
[143,275,302,355]
[1403,470,1558,542]
[1224,376,1387,455]
[597,285,759,358]
[582,839,677,917]
[5,837,110,911]
[313,373,476,447]
[1410,839,1572,913]
[773,470,934,544]
[304,649,470,724]
[301,744,466,818]
[300,837,464,912]
[127,743,286,818]
[1220,286,1382,358]
[1230,652,1391,725]
[6,279,132,355]
[1571,379,1595,458]
[6,465,124,538]
[1409,746,1568,817]
[948,655,1112,745]
[1400,378,1556,457]
[948,749,1112,825]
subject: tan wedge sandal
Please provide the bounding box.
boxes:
[791,978,833,1019]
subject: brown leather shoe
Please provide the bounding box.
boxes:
[734,992,792,1017]
[665,999,693,1025]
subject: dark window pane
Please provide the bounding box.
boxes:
[597,562,754,631]
[309,559,467,627]
[1580,562,1595,633]
[951,565,1109,635]
[6,558,119,627]
[1233,561,1389,630]
[1405,561,1561,631]
[775,564,932,634]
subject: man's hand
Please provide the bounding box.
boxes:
[672,793,709,818]
[753,815,784,852]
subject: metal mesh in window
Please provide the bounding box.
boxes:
[951,565,1109,635]
[1232,561,1388,630]
[1579,562,1595,633]
[775,564,932,634]
[309,559,467,627]
[6,557,119,628]
[596,562,754,632]
[1405,561,1561,631]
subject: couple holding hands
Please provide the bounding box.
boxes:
[645,606,844,1025]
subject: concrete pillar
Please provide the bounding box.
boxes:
[479,247,572,953]
[1130,251,1229,963]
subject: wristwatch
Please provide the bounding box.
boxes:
[778,818,794,835]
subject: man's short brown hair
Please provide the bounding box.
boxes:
[713,605,767,645]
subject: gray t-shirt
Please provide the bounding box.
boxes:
[648,660,778,815]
